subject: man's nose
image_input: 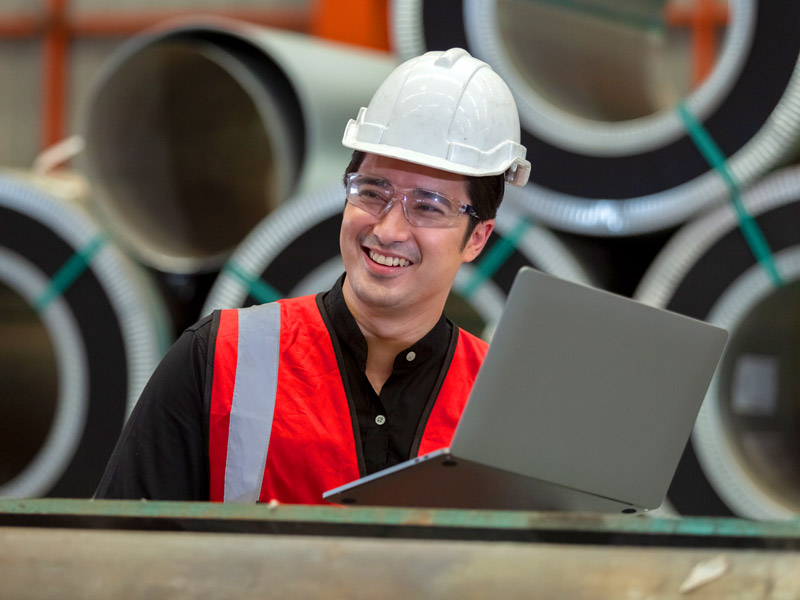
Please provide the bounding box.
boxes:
[373,196,411,241]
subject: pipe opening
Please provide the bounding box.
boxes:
[496,0,728,122]
[0,284,57,486]
[85,34,302,273]
[719,280,800,511]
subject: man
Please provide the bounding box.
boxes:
[95,47,530,503]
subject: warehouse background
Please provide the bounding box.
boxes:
[1,0,798,521]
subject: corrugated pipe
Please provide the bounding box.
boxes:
[0,169,170,498]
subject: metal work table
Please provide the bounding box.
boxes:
[2,499,800,598]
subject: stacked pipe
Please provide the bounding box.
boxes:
[389,0,800,518]
[0,169,169,498]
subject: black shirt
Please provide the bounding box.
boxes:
[95,275,453,500]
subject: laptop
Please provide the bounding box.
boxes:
[323,267,728,514]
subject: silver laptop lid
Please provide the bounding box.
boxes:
[450,267,728,509]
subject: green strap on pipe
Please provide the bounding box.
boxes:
[224,261,283,304]
[677,102,784,287]
[461,217,532,300]
[34,234,107,312]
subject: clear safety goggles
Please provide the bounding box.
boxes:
[345,172,479,228]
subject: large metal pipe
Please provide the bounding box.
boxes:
[81,15,396,274]
[392,0,800,236]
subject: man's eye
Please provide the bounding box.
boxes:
[358,187,387,201]
[413,201,446,215]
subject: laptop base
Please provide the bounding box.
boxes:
[324,449,648,515]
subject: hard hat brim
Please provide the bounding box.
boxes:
[343,132,531,186]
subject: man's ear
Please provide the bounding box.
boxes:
[462,219,494,262]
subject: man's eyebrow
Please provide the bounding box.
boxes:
[414,188,444,199]
[357,174,392,187]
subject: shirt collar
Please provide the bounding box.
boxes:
[323,274,451,370]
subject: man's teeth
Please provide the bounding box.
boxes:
[369,250,409,267]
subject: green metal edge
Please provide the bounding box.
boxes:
[2,498,799,539]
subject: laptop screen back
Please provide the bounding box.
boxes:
[449,268,728,508]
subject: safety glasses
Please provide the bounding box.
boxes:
[345,173,478,228]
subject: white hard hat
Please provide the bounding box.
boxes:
[342,48,531,186]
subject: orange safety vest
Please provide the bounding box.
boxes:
[208,294,488,504]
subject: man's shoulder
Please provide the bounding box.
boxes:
[456,326,490,356]
[205,295,318,320]
[179,313,212,344]
[276,294,326,320]
[186,313,214,334]
[200,295,327,340]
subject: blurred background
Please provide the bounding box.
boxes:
[0,0,798,522]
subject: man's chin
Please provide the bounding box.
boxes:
[348,277,408,311]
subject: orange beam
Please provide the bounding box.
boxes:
[42,0,69,148]
[665,0,730,87]
[310,0,390,51]
[0,8,310,38]
[0,5,311,152]
[0,16,40,37]
[71,7,310,37]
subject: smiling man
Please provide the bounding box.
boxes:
[339,153,494,395]
[95,48,530,503]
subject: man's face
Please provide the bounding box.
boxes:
[340,153,494,318]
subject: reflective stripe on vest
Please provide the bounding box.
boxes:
[210,303,281,503]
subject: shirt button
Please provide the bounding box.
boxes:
[375,415,386,425]
[406,351,416,362]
